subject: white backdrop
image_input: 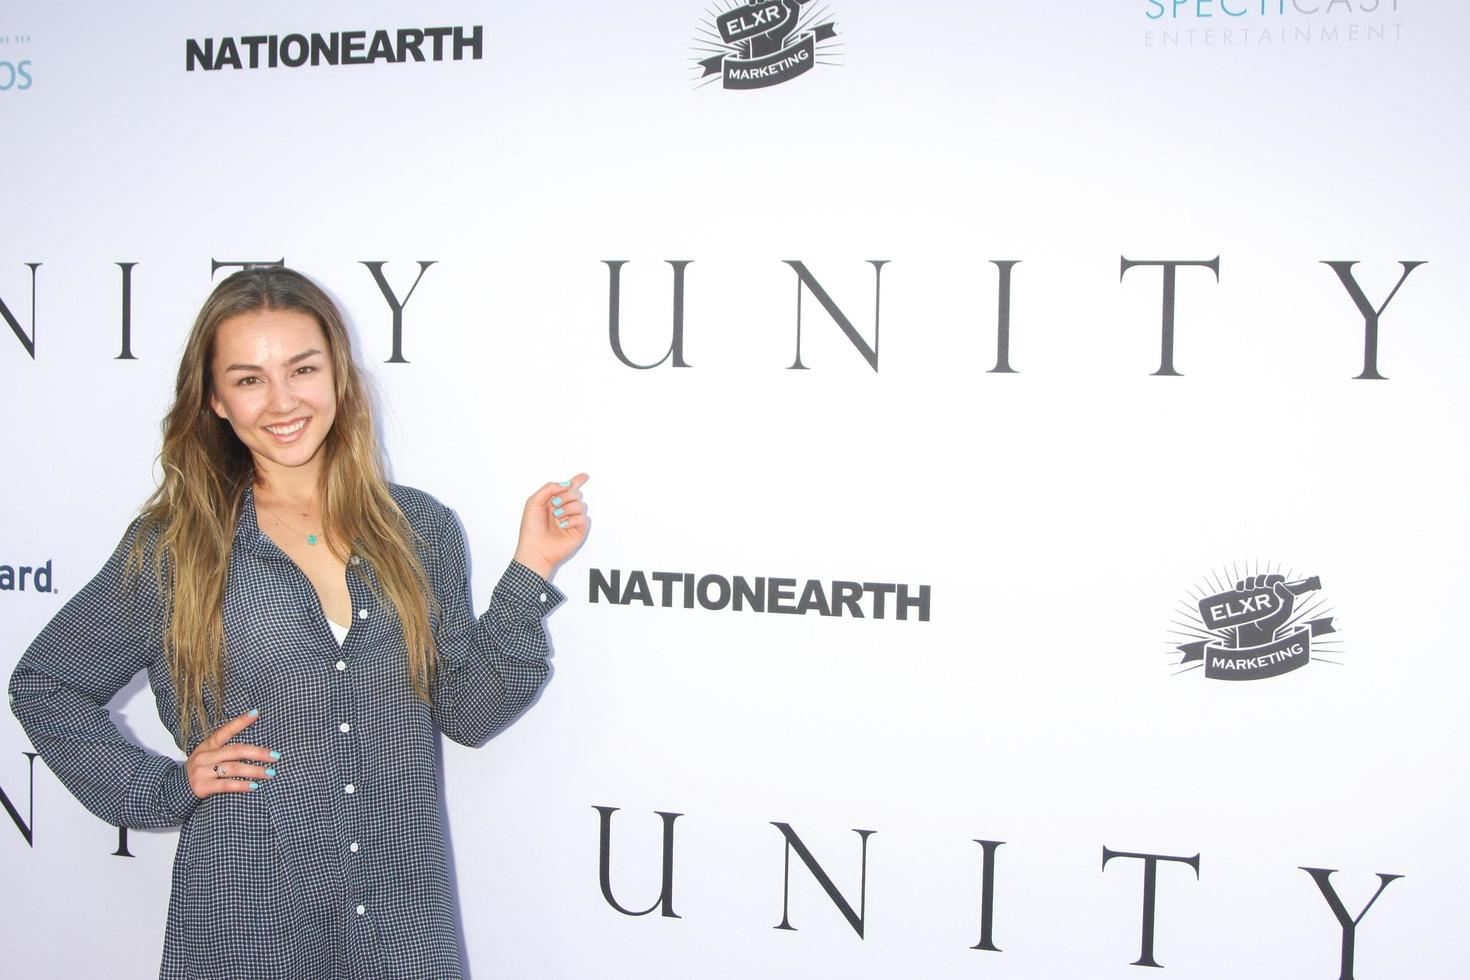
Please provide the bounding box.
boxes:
[3,1,1468,977]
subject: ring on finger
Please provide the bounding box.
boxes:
[213,763,226,777]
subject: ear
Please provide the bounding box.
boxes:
[208,390,227,420]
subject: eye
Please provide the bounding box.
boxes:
[294,365,317,376]
[235,375,263,387]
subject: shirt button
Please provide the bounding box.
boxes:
[350,842,360,853]
[539,592,548,603]
[344,784,356,795]
[339,722,351,733]
[357,608,369,620]
[335,660,347,672]
[356,905,366,916]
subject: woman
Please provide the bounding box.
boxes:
[8,266,586,979]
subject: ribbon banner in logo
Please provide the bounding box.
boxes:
[1177,618,1336,681]
[699,22,837,90]
[1175,573,1339,680]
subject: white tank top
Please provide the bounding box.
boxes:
[327,619,349,646]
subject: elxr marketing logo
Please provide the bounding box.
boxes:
[691,1,840,90]
[0,31,34,92]
[1170,564,1341,680]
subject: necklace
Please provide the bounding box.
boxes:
[262,503,323,547]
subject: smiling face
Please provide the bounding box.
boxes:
[208,307,338,482]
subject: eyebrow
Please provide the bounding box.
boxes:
[223,348,325,373]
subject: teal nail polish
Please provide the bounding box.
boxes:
[265,768,277,778]
[559,480,572,487]
[249,781,260,791]
[553,507,565,518]
[558,520,569,529]
[249,708,259,717]
[270,750,282,760]
[551,497,563,507]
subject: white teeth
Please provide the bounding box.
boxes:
[265,419,307,435]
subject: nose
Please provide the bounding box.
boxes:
[268,376,299,414]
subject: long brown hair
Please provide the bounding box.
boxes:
[132,267,437,744]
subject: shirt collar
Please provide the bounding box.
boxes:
[234,482,267,556]
[232,479,366,563]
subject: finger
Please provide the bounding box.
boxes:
[549,501,587,521]
[527,482,565,508]
[200,710,261,750]
[205,760,277,781]
[548,489,583,508]
[189,762,266,799]
[535,475,589,512]
[196,776,262,799]
[556,514,590,532]
[196,743,280,768]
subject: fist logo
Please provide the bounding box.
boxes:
[696,0,838,90]
[748,1,812,58]
[1176,567,1338,681]
[1199,574,1319,649]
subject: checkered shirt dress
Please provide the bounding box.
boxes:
[8,484,563,979]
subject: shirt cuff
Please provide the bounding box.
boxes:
[501,560,566,617]
[155,758,200,825]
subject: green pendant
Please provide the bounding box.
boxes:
[307,535,319,546]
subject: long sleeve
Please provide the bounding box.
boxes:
[7,523,198,829]
[428,508,562,746]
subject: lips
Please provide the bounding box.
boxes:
[263,418,309,442]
